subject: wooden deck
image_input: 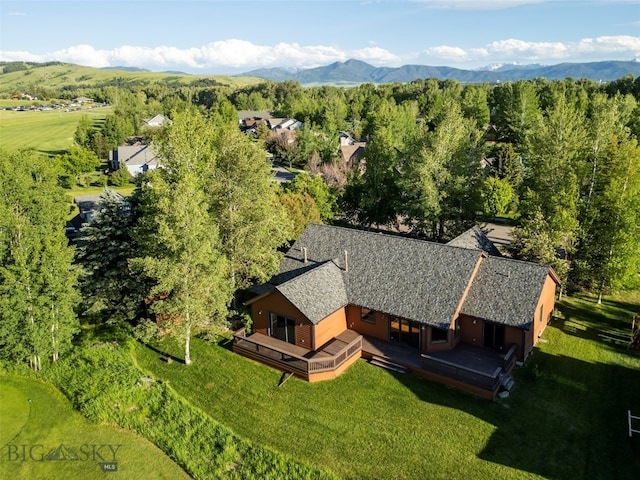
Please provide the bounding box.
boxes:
[361,336,517,398]
[232,328,362,382]
[233,328,517,397]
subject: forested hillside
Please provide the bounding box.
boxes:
[2,69,639,309]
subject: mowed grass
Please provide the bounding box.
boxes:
[0,107,110,155]
[0,375,190,480]
[134,291,640,480]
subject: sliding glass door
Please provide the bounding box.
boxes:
[483,322,505,351]
[389,316,421,349]
[269,313,296,344]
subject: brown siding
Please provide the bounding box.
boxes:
[297,323,312,349]
[523,328,534,358]
[532,274,557,341]
[313,307,347,349]
[424,325,454,352]
[347,305,389,340]
[505,326,525,360]
[249,290,314,350]
[459,314,483,346]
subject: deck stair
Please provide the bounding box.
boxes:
[369,356,407,374]
[500,374,515,391]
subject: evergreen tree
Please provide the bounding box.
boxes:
[75,188,144,324]
[492,80,540,145]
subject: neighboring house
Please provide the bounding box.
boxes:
[72,96,93,104]
[73,192,124,224]
[339,131,357,146]
[234,224,559,398]
[267,118,303,131]
[109,144,161,176]
[340,141,366,169]
[338,131,366,168]
[237,110,272,130]
[142,114,171,128]
[447,226,503,257]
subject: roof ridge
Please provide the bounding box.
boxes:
[276,259,340,287]
[306,223,479,252]
[486,254,551,269]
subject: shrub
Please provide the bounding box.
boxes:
[110,167,133,186]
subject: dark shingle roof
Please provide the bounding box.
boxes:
[278,224,483,329]
[276,261,348,324]
[461,256,553,329]
[447,226,502,257]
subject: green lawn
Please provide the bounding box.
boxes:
[0,375,190,480]
[134,291,640,480]
[0,107,109,155]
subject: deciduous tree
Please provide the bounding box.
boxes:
[0,151,79,368]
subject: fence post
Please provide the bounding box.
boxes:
[629,410,640,438]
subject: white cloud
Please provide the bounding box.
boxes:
[8,12,26,16]
[413,0,547,10]
[1,35,638,72]
[422,35,640,65]
[350,47,401,64]
[0,40,399,71]
[424,46,469,62]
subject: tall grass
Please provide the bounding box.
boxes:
[43,341,339,480]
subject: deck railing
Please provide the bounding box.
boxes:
[421,343,518,393]
[502,343,518,374]
[233,329,362,378]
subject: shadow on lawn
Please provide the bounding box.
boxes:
[556,299,639,353]
[396,350,640,480]
[480,352,640,479]
[142,340,184,364]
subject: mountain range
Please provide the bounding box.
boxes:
[237,59,640,85]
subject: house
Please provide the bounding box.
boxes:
[237,110,272,130]
[73,192,124,224]
[340,142,366,169]
[267,118,303,131]
[72,96,93,104]
[234,224,559,398]
[109,144,161,176]
[339,131,357,146]
[142,114,171,128]
[447,225,503,257]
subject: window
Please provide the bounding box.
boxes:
[431,327,448,343]
[268,313,296,345]
[539,305,544,323]
[361,307,376,324]
[390,317,421,348]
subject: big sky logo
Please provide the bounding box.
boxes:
[2,443,121,472]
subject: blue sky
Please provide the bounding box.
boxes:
[1,0,639,73]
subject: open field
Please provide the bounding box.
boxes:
[135,291,640,480]
[0,107,110,155]
[0,375,190,480]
